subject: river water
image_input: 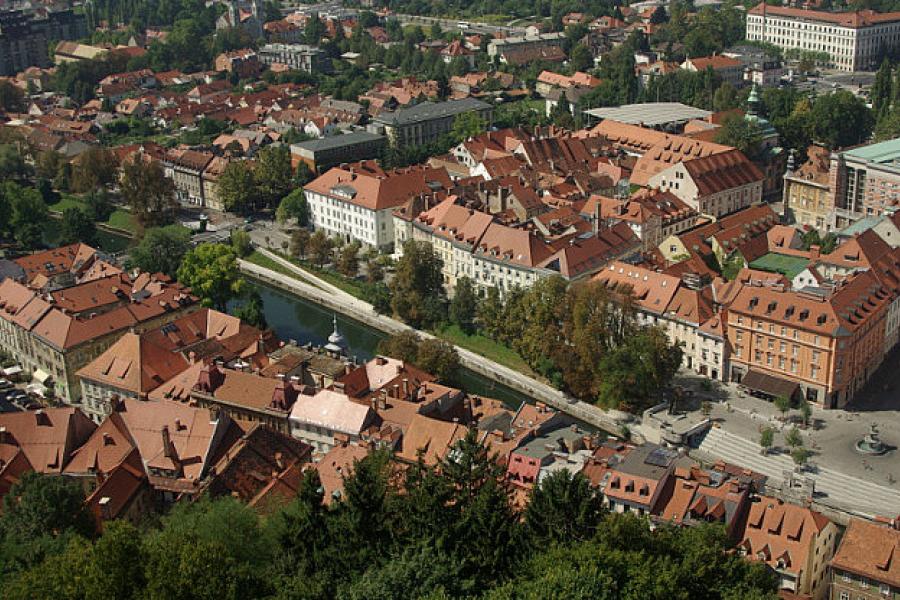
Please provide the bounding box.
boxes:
[243,282,533,408]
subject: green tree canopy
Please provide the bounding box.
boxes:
[120,158,177,230]
[128,225,192,278]
[177,243,246,310]
[390,240,447,328]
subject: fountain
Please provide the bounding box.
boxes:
[855,424,888,456]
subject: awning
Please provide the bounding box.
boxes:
[32,369,52,384]
[741,369,799,399]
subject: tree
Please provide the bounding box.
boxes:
[120,158,177,230]
[276,188,310,226]
[377,330,421,364]
[596,328,683,412]
[230,228,252,258]
[0,80,25,113]
[649,5,668,24]
[235,287,267,329]
[759,427,774,455]
[713,82,738,112]
[308,230,334,267]
[390,240,447,328]
[255,145,293,208]
[176,243,246,310]
[785,426,803,448]
[524,471,602,545]
[5,183,48,250]
[774,395,792,420]
[58,207,96,245]
[70,146,118,194]
[799,399,812,427]
[450,111,486,142]
[714,114,764,161]
[304,16,326,44]
[142,498,274,600]
[337,242,361,277]
[415,338,459,382]
[0,144,29,182]
[791,446,811,468]
[290,228,311,258]
[365,258,384,284]
[569,44,593,72]
[85,190,114,222]
[217,160,257,214]
[808,91,874,149]
[872,59,893,119]
[128,225,192,278]
[1,471,95,543]
[448,276,477,334]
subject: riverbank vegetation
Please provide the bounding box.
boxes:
[0,438,778,599]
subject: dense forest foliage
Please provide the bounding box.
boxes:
[0,438,778,599]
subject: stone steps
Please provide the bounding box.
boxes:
[696,427,900,517]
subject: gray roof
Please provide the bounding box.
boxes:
[374,98,491,127]
[611,443,677,480]
[584,102,712,127]
[290,131,384,154]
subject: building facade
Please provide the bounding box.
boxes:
[258,43,331,73]
[370,98,493,148]
[746,4,900,72]
[725,272,891,408]
[831,138,900,228]
[0,9,87,76]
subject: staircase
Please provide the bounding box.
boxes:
[695,427,900,517]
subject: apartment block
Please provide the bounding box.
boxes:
[726,270,891,408]
[746,4,900,72]
[370,98,493,148]
[831,138,900,228]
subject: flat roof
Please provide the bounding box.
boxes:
[373,98,492,127]
[584,102,712,127]
[843,138,900,163]
[290,131,384,154]
[748,252,810,280]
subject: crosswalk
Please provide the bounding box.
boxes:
[695,427,900,518]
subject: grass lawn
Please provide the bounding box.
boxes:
[749,252,810,280]
[49,195,137,234]
[104,209,137,233]
[48,195,87,213]
[246,250,309,281]
[435,323,535,376]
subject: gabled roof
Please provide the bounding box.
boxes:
[832,519,900,588]
[0,408,96,474]
[396,413,467,465]
[739,496,832,577]
[593,261,682,315]
[305,161,452,211]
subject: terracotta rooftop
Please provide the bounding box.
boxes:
[831,518,900,588]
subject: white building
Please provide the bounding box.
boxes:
[746,4,900,72]
[648,149,764,219]
[289,389,373,454]
[303,161,451,251]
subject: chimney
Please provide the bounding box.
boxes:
[392,384,400,399]
[402,378,409,398]
[809,244,820,259]
[0,426,5,443]
[161,426,174,459]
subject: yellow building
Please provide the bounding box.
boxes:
[784,146,832,231]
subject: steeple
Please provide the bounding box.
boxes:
[324,314,347,357]
[746,83,761,118]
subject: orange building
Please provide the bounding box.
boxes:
[726,270,891,408]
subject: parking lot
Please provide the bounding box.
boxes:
[0,377,43,413]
